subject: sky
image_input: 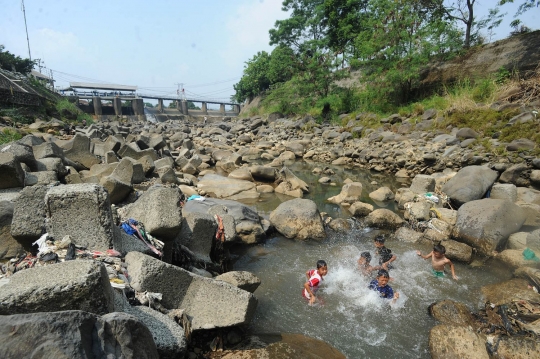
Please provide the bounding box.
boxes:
[0,0,537,105]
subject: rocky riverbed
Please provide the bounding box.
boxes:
[0,107,539,358]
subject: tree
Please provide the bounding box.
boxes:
[439,0,477,48]
[187,101,200,110]
[232,51,272,103]
[144,102,154,108]
[498,0,538,34]
[0,45,35,74]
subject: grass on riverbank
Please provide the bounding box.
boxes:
[55,98,94,125]
[0,128,22,145]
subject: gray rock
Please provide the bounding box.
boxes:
[442,166,498,207]
[35,157,69,177]
[348,201,374,217]
[125,252,258,330]
[365,209,404,229]
[409,174,435,194]
[369,187,395,202]
[1,142,36,169]
[63,134,100,169]
[404,201,431,221]
[0,310,158,359]
[100,158,133,204]
[429,300,475,327]
[455,127,479,139]
[481,278,540,306]
[32,141,64,160]
[490,183,517,202]
[506,138,536,151]
[453,198,526,255]
[0,260,114,315]
[394,227,423,243]
[0,200,24,260]
[24,171,57,186]
[10,185,48,245]
[327,182,362,205]
[215,271,261,293]
[507,231,528,250]
[123,305,186,359]
[499,163,529,186]
[269,198,326,241]
[429,325,488,359]
[45,184,115,251]
[526,229,540,253]
[249,165,276,181]
[441,239,473,263]
[126,186,182,241]
[497,249,540,269]
[516,201,540,226]
[197,174,259,201]
[0,152,25,189]
[182,198,264,244]
[177,212,216,262]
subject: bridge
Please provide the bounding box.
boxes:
[65,82,241,117]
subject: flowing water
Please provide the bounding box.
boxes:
[231,162,513,358]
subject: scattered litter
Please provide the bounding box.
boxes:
[121,218,164,257]
[187,194,205,201]
[423,192,439,203]
[523,248,540,262]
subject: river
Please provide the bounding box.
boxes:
[230,161,513,358]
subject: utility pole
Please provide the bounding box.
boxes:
[175,83,185,100]
[21,0,32,61]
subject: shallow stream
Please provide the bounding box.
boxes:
[231,162,513,358]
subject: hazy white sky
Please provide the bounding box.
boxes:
[0,0,537,103]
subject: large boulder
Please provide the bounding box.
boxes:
[45,184,115,251]
[197,174,259,200]
[182,198,265,244]
[453,199,526,256]
[125,186,183,241]
[348,201,374,217]
[0,311,159,359]
[496,249,540,269]
[275,167,310,198]
[429,325,488,359]
[429,300,476,327]
[409,174,435,194]
[0,152,25,189]
[327,182,363,205]
[369,187,395,202]
[442,166,498,207]
[125,252,258,330]
[441,239,473,263]
[365,209,405,229]
[0,260,114,315]
[10,185,48,246]
[1,141,36,170]
[481,278,540,306]
[269,198,326,241]
[249,165,276,181]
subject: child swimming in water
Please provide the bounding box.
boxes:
[368,269,399,303]
[416,244,458,280]
[357,252,379,276]
[374,236,396,270]
[303,260,328,306]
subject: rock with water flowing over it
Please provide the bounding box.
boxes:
[364,209,404,229]
[442,166,498,207]
[125,251,258,330]
[0,310,159,359]
[269,198,326,241]
[124,185,183,241]
[429,325,489,359]
[453,198,526,256]
[0,260,114,315]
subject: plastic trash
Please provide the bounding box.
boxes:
[523,248,540,262]
[423,192,439,203]
[187,194,205,201]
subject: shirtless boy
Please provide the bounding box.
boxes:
[416,244,458,280]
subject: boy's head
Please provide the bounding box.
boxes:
[374,235,385,248]
[317,260,328,276]
[433,244,446,258]
[376,269,390,287]
[360,252,372,264]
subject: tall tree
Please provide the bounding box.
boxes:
[0,45,35,74]
[440,0,476,48]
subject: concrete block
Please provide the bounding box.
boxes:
[125,252,257,330]
[45,184,114,251]
[177,212,216,262]
[0,153,25,189]
[24,171,57,186]
[10,185,48,245]
[0,260,114,315]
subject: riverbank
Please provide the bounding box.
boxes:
[0,97,539,357]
